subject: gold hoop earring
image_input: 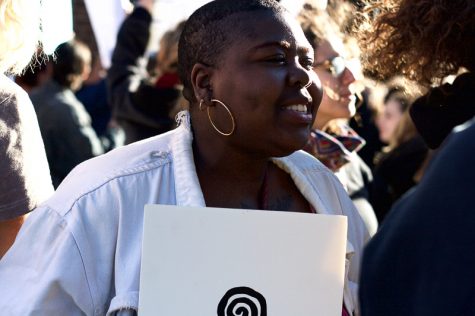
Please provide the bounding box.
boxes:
[303,79,312,89]
[207,99,235,136]
[199,99,205,111]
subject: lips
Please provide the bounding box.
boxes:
[281,101,313,124]
[283,104,308,113]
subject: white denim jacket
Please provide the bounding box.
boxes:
[0,112,369,316]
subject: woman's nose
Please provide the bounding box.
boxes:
[289,62,311,89]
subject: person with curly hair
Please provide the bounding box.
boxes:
[358,0,475,148]
[358,0,475,315]
[0,0,54,258]
[299,4,379,240]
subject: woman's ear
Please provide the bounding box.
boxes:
[191,62,213,102]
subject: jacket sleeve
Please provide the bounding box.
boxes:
[107,7,179,132]
[0,207,95,315]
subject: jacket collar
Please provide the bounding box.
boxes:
[171,111,206,207]
[170,111,333,215]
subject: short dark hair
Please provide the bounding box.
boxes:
[178,0,285,103]
[52,39,91,88]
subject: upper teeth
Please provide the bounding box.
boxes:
[286,104,307,112]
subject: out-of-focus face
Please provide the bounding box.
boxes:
[71,58,91,92]
[312,39,356,129]
[205,10,322,157]
[376,97,404,143]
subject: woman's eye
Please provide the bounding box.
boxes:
[265,55,286,65]
[300,58,315,70]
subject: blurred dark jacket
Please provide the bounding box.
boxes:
[359,117,475,316]
[31,81,104,188]
[370,135,429,222]
[410,72,475,149]
[76,78,124,152]
[107,7,181,144]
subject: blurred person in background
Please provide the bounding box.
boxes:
[371,78,429,222]
[375,82,408,145]
[299,3,378,236]
[327,0,385,170]
[76,58,125,151]
[357,0,475,314]
[31,39,104,188]
[14,53,51,94]
[0,0,54,257]
[107,0,184,144]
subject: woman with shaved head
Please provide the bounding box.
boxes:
[0,1,368,314]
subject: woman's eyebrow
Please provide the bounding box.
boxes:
[250,40,292,51]
[250,41,313,56]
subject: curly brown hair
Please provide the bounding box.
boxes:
[298,3,343,50]
[358,0,475,85]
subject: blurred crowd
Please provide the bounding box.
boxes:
[1,0,474,315]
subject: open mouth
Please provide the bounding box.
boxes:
[284,104,308,113]
[282,103,313,122]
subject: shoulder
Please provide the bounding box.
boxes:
[438,118,475,166]
[46,128,179,215]
[281,149,331,173]
[1,76,31,122]
[273,150,352,211]
[30,83,65,113]
[360,120,475,314]
[0,75,43,157]
[0,75,30,109]
[281,150,346,191]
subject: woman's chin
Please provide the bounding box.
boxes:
[271,134,310,157]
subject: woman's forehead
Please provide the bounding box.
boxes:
[224,10,312,52]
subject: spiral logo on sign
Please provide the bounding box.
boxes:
[217,286,267,316]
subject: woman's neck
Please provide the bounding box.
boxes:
[192,132,269,210]
[189,110,311,212]
[191,126,312,213]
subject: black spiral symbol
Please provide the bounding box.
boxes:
[217,286,267,316]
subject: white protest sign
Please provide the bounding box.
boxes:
[139,205,347,316]
[83,0,127,69]
[41,0,74,55]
